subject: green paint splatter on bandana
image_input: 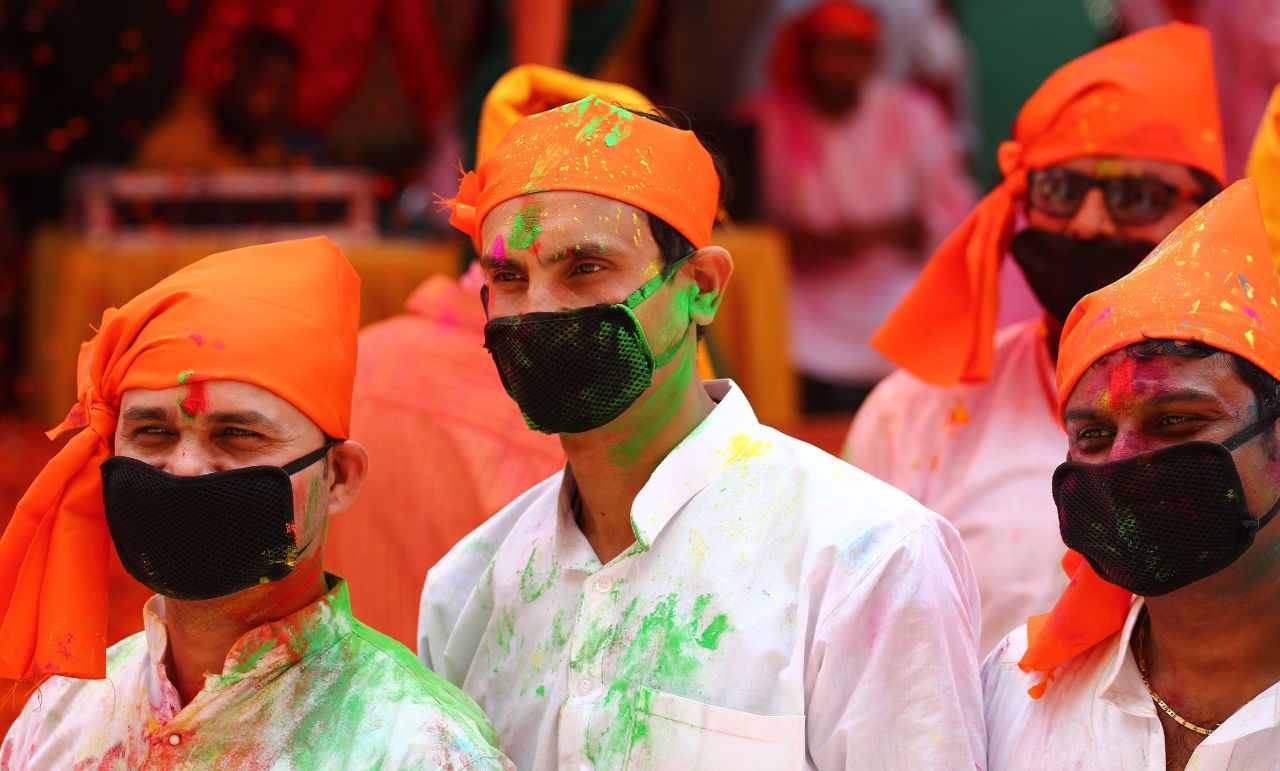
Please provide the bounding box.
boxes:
[518,547,561,603]
[177,369,195,384]
[582,593,731,766]
[510,203,544,249]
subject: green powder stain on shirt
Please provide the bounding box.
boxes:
[535,685,545,697]
[582,593,732,766]
[510,203,544,250]
[518,547,561,603]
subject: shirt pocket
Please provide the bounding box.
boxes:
[628,689,806,770]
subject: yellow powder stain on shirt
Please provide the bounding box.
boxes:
[721,431,771,463]
[947,400,970,427]
[688,528,710,565]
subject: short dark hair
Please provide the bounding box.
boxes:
[630,109,731,268]
[1117,338,1280,449]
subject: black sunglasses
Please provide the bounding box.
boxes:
[1026,167,1207,226]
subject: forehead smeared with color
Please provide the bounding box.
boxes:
[479,191,659,263]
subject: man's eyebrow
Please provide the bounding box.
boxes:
[1063,408,1106,424]
[1145,390,1219,406]
[121,406,176,423]
[479,252,527,271]
[205,411,283,431]
[541,239,631,267]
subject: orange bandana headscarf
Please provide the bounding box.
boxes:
[0,237,360,679]
[871,22,1225,386]
[1246,85,1280,262]
[446,94,720,249]
[476,64,654,166]
[1019,178,1280,697]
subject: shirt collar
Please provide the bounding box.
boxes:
[628,379,760,550]
[1096,597,1280,744]
[142,574,357,691]
[1096,597,1152,716]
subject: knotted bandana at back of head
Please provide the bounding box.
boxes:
[871,22,1225,386]
[1019,178,1280,697]
[0,237,359,679]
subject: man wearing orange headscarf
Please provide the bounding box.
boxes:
[748,0,975,413]
[0,238,511,768]
[1246,84,1280,261]
[843,23,1225,654]
[419,92,984,769]
[327,65,639,649]
[983,178,1280,769]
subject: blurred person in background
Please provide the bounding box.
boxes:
[746,0,975,414]
[845,23,1225,655]
[135,27,301,169]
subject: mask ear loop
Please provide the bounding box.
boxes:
[621,251,698,369]
[282,438,344,475]
[1222,411,1280,532]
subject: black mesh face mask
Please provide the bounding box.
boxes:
[101,440,340,600]
[1054,419,1280,597]
[483,257,690,434]
[1009,229,1155,323]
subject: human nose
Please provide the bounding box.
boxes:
[1106,428,1156,463]
[162,440,218,477]
[1063,187,1119,240]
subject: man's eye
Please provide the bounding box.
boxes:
[133,425,173,437]
[1075,427,1110,443]
[219,427,262,439]
[492,270,523,283]
[571,263,604,275]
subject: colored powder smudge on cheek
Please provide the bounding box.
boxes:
[510,203,544,250]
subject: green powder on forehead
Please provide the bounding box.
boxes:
[510,203,544,250]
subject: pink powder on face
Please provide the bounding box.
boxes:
[492,234,506,264]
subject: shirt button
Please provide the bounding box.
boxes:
[168,734,181,746]
[593,578,612,594]
[576,678,594,696]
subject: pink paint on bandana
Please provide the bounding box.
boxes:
[1244,306,1261,321]
[189,333,205,346]
[213,341,226,350]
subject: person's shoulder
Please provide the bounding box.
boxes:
[430,470,563,583]
[754,424,946,541]
[345,623,511,766]
[8,631,150,744]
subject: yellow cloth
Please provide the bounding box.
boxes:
[1246,84,1280,265]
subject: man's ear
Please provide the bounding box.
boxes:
[325,440,369,517]
[685,245,734,327]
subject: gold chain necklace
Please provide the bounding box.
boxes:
[1136,614,1220,736]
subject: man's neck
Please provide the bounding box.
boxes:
[162,554,329,706]
[1143,571,1280,723]
[561,347,715,564]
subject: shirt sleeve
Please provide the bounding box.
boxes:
[805,518,985,770]
[418,535,498,684]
